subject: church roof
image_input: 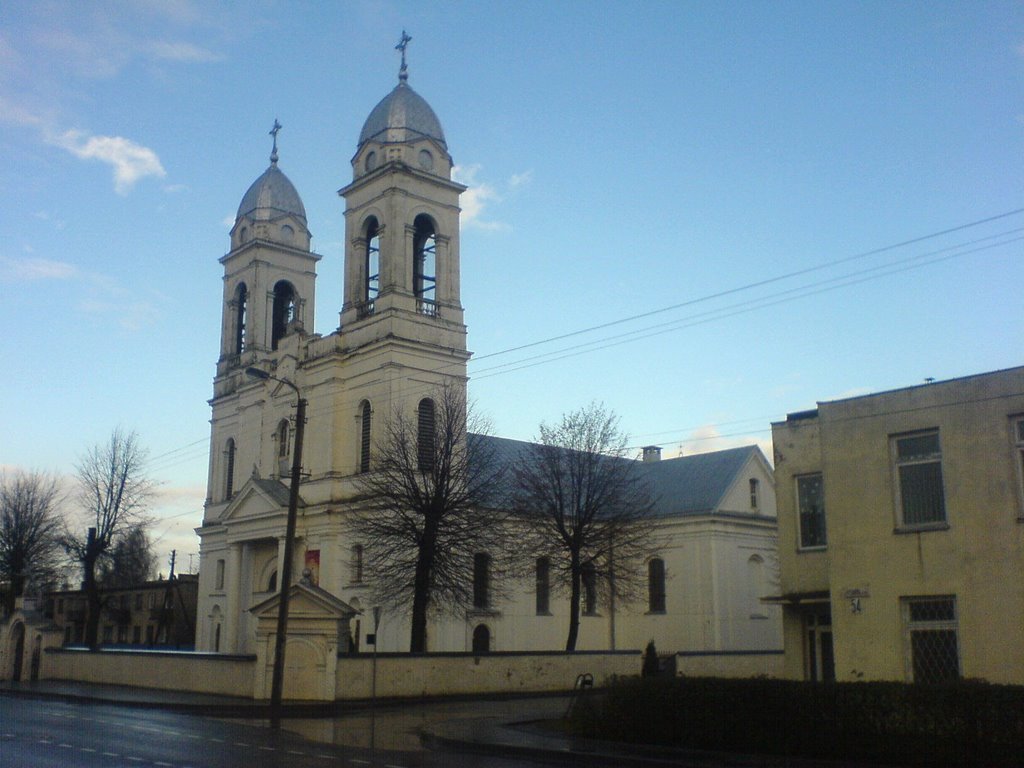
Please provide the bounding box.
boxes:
[358,80,447,149]
[473,435,763,519]
[236,162,307,223]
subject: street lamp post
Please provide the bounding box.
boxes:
[245,367,306,729]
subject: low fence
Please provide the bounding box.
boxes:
[41,647,640,701]
[335,650,640,700]
[676,649,784,678]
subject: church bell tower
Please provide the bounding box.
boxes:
[217,123,320,378]
[337,32,469,407]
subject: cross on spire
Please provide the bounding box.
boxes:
[269,119,282,164]
[396,30,412,81]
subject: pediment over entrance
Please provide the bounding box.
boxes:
[249,581,358,623]
[219,477,304,522]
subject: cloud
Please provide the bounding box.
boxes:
[78,298,160,331]
[453,164,512,232]
[675,424,772,461]
[0,95,44,128]
[49,129,166,194]
[509,170,533,188]
[143,40,222,63]
[0,256,78,281]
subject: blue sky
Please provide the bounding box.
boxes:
[2,1,1022,573]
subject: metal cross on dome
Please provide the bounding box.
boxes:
[396,30,412,81]
[269,119,282,164]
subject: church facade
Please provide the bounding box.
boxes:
[194,56,781,664]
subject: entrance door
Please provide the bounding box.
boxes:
[806,609,835,682]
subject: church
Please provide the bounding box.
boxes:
[194,45,781,667]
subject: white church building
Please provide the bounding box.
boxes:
[194,53,781,667]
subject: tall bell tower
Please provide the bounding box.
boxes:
[337,32,469,410]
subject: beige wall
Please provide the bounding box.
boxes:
[44,649,257,697]
[676,651,783,678]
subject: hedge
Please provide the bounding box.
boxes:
[569,676,1024,766]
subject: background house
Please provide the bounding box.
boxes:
[770,365,1024,684]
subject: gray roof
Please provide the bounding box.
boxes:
[236,163,306,222]
[252,478,303,508]
[473,435,758,519]
[358,81,447,149]
[641,445,757,517]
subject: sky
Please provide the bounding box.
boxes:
[1,1,1022,575]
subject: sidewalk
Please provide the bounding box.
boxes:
[0,680,882,767]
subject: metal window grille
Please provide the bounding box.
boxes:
[904,596,959,684]
[535,557,550,614]
[895,432,946,525]
[359,402,371,473]
[648,558,666,613]
[417,398,436,471]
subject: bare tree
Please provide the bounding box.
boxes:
[62,428,154,649]
[0,470,64,614]
[97,527,157,588]
[511,403,656,651]
[350,385,506,652]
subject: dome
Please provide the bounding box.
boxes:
[236,163,307,222]
[358,81,446,149]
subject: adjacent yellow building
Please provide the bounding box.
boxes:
[770,366,1024,684]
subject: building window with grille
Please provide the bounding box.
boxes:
[417,398,436,471]
[359,401,372,473]
[902,596,960,683]
[647,558,666,613]
[797,473,827,549]
[351,544,364,584]
[1013,416,1024,518]
[582,562,598,616]
[893,430,946,528]
[473,553,491,610]
[224,438,236,500]
[535,557,550,615]
[749,478,760,509]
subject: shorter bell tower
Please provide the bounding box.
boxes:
[217,122,320,377]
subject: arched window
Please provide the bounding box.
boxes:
[473,552,491,609]
[233,283,247,354]
[359,400,372,473]
[648,558,666,613]
[749,478,760,509]
[351,544,364,584]
[277,419,290,457]
[271,280,296,350]
[412,214,437,315]
[582,562,597,616]
[364,217,380,308]
[224,439,236,500]
[472,624,491,654]
[417,398,436,471]
[535,557,550,615]
[267,570,278,593]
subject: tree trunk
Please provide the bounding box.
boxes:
[565,553,581,652]
[83,527,101,650]
[409,516,439,653]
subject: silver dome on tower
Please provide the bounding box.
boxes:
[357,30,447,151]
[236,120,307,223]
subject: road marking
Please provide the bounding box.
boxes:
[351,760,371,766]
[102,752,119,757]
[316,754,334,759]
[126,757,145,763]
[58,743,74,748]
[81,747,96,753]
[288,749,306,755]
[233,742,249,747]
[155,762,173,766]
[210,737,225,742]
[258,745,275,751]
